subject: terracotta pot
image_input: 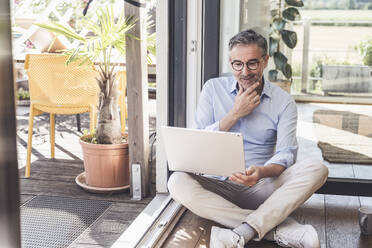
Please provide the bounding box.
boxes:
[79,135,129,188]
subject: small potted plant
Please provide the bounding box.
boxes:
[268,0,304,92]
[37,5,137,190]
[356,38,372,67]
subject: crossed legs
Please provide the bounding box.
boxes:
[168,159,328,240]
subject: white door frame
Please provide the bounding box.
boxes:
[155,0,170,194]
[186,0,203,128]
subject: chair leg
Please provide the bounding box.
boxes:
[76,114,81,132]
[120,97,126,134]
[25,107,35,178]
[119,70,127,134]
[50,113,55,159]
[125,99,128,119]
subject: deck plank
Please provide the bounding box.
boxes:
[352,165,372,180]
[324,161,355,178]
[325,195,362,248]
[19,159,84,181]
[162,210,210,248]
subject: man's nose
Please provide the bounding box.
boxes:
[242,64,251,75]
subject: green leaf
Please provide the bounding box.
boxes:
[280,29,297,49]
[269,37,278,56]
[272,18,286,31]
[78,56,91,67]
[273,52,288,71]
[285,0,304,7]
[282,7,301,21]
[282,64,292,79]
[268,69,279,81]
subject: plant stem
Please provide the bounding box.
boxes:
[277,0,282,54]
[108,45,113,96]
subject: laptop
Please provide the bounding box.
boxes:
[161,126,246,177]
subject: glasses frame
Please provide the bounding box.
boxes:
[230,55,266,72]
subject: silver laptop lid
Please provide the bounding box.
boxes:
[161,126,245,177]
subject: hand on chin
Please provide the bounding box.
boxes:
[239,79,255,91]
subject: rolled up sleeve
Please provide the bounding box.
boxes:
[194,81,220,131]
[264,100,298,168]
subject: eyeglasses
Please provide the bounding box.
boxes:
[231,56,265,72]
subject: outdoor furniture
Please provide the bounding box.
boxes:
[322,65,372,95]
[24,53,99,178]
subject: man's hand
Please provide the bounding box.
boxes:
[218,81,260,131]
[229,164,286,187]
[229,165,262,187]
[231,82,260,120]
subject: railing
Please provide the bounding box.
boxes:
[291,19,372,95]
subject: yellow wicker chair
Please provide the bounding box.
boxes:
[24,54,128,178]
[24,53,99,178]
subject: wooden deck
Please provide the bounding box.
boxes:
[163,102,372,248]
[16,102,157,248]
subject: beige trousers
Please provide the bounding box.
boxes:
[167,159,329,240]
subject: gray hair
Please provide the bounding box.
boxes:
[228,29,268,56]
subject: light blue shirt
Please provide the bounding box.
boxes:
[195,76,298,174]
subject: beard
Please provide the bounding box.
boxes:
[239,73,259,90]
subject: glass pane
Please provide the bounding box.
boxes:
[292,3,372,98]
[218,0,372,182]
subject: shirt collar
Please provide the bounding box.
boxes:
[261,77,272,98]
[230,76,272,98]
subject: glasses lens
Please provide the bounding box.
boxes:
[232,61,244,71]
[247,61,259,70]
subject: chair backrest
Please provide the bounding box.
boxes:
[24,53,99,106]
[117,70,127,99]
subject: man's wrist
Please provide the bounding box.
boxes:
[261,164,285,178]
[257,166,265,180]
[229,110,240,122]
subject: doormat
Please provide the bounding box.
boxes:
[313,109,372,164]
[21,195,111,248]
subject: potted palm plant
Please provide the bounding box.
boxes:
[37,5,138,190]
[269,0,303,93]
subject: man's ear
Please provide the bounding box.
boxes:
[263,55,269,67]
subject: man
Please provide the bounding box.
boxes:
[167,29,328,248]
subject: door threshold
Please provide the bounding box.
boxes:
[111,194,184,248]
